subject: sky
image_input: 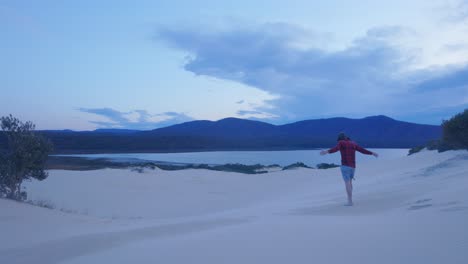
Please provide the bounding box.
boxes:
[1,0,468,130]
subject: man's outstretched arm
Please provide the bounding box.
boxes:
[356,145,379,157]
[320,142,341,155]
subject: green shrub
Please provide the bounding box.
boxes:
[409,109,468,154]
[283,162,312,170]
[408,145,425,155]
[316,163,340,169]
[442,109,468,150]
[1,115,53,200]
[211,163,266,174]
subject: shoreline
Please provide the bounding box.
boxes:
[45,156,321,174]
[49,146,412,155]
[47,148,408,171]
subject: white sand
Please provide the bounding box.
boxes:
[1,150,467,264]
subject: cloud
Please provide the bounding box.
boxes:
[441,43,468,52]
[156,22,468,124]
[237,110,261,115]
[414,66,468,92]
[78,108,194,130]
[78,108,130,124]
[236,109,277,119]
[443,0,468,22]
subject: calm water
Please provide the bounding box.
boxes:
[60,149,408,167]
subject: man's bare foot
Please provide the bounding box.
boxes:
[344,201,353,206]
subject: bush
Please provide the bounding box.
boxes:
[442,109,468,150]
[211,163,266,174]
[316,163,340,169]
[283,162,312,170]
[408,145,425,155]
[408,109,467,154]
[0,115,52,200]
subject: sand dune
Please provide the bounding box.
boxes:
[1,150,467,264]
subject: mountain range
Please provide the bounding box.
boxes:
[21,115,441,154]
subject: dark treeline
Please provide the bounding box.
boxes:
[0,115,442,154]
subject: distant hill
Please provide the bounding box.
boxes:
[145,118,277,138]
[0,116,441,153]
[92,129,139,134]
[41,129,139,134]
[140,115,441,150]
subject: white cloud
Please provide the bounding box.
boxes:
[157,21,468,124]
[78,108,194,130]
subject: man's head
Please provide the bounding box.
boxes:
[337,132,347,141]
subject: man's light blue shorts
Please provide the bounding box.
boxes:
[340,165,355,181]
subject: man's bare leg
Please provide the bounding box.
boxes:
[345,180,353,206]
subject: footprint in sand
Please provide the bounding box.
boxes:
[408,198,433,210]
[439,201,468,212]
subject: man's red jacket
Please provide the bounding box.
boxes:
[327,139,373,168]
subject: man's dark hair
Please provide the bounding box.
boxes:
[337,132,347,141]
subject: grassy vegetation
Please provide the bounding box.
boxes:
[408,109,468,155]
[282,162,312,170]
[46,156,304,174]
[442,109,468,150]
[316,163,340,169]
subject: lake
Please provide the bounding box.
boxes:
[59,149,409,167]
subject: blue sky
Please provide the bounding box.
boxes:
[1,0,468,130]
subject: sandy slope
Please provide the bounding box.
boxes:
[1,150,467,264]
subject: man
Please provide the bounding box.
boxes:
[320,132,378,206]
